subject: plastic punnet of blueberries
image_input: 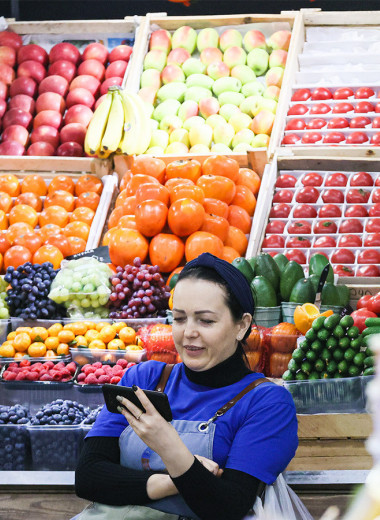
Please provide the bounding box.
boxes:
[0,404,30,470]
[30,399,90,426]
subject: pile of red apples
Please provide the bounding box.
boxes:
[0,30,132,156]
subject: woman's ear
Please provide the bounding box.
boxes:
[237,313,252,340]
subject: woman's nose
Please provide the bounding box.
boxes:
[184,320,198,337]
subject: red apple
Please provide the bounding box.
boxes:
[0,31,23,50]
[17,44,48,66]
[0,81,7,99]
[282,133,301,144]
[82,43,108,65]
[306,118,327,129]
[285,118,306,131]
[48,60,76,83]
[77,59,105,81]
[17,60,46,83]
[355,101,374,113]
[60,123,86,145]
[64,104,93,127]
[27,141,55,156]
[0,139,24,155]
[346,131,369,144]
[291,88,311,102]
[376,103,380,113]
[349,116,371,128]
[0,98,6,118]
[69,75,100,96]
[288,104,308,116]
[0,62,15,85]
[49,42,81,65]
[311,87,332,100]
[310,103,331,115]
[3,108,32,130]
[323,131,345,144]
[38,75,69,97]
[370,133,380,146]
[301,131,322,144]
[332,102,354,114]
[333,87,354,100]
[9,76,38,98]
[36,92,65,114]
[33,110,62,130]
[31,125,60,148]
[327,117,349,129]
[109,45,133,63]
[105,60,128,79]
[66,88,95,109]
[2,124,29,146]
[57,141,84,156]
[372,117,380,128]
[95,93,107,109]
[355,87,375,99]
[100,77,122,96]
[0,45,16,67]
[8,94,35,114]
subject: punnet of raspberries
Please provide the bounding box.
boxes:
[75,359,136,385]
[1,360,77,382]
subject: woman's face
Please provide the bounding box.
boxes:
[172,278,251,372]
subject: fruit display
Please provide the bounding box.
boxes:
[0,29,133,156]
[104,155,261,266]
[0,172,104,269]
[0,404,30,470]
[1,360,78,382]
[0,276,9,318]
[139,25,291,153]
[137,323,179,364]
[75,359,135,385]
[261,168,380,276]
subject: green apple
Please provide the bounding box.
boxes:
[258,97,277,114]
[161,64,185,84]
[152,99,180,122]
[140,68,162,89]
[243,30,267,52]
[186,74,214,90]
[233,142,255,152]
[232,128,255,148]
[165,142,189,154]
[189,124,213,147]
[189,144,211,153]
[211,143,232,154]
[150,119,159,131]
[231,64,256,85]
[157,82,187,102]
[218,91,245,107]
[178,99,199,121]
[219,103,241,121]
[184,86,213,103]
[241,80,265,97]
[219,29,243,52]
[143,49,167,71]
[212,77,242,97]
[159,115,183,134]
[228,112,252,132]
[239,95,262,116]
[207,62,230,80]
[247,48,269,77]
[197,28,219,52]
[263,85,281,102]
[213,123,235,147]
[149,129,169,149]
[206,114,227,129]
[169,128,190,146]
[223,47,247,68]
[171,26,197,54]
[182,58,207,76]
[199,97,220,119]
[183,115,206,131]
[145,146,165,155]
[251,133,270,147]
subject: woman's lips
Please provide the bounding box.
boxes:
[184,345,204,355]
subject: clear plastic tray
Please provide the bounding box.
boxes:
[0,422,31,470]
[0,360,79,385]
[70,347,146,366]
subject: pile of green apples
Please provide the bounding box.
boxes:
[139,25,290,154]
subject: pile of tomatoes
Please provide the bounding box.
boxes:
[0,172,103,271]
[102,155,261,273]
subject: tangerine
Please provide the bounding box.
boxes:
[21,174,47,196]
[15,192,43,211]
[14,233,43,255]
[75,191,100,210]
[9,204,38,227]
[0,192,13,212]
[70,206,95,225]
[39,205,69,227]
[75,174,103,196]
[67,236,86,255]
[4,245,32,269]
[33,245,64,269]
[185,231,224,262]
[44,234,71,257]
[0,210,8,230]
[224,226,248,256]
[48,175,75,194]
[6,222,34,244]
[44,190,75,212]
[63,221,90,241]
[221,246,241,263]
[0,174,20,196]
[38,224,62,242]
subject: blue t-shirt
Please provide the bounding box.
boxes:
[88,361,298,485]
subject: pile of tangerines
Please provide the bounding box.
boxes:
[103,155,261,274]
[0,172,103,272]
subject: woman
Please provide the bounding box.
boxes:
[74,253,298,520]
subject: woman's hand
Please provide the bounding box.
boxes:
[195,455,224,477]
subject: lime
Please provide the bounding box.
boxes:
[364,356,374,368]
[332,348,344,362]
[338,360,348,374]
[333,372,343,379]
[324,314,340,330]
[305,328,317,342]
[314,359,325,372]
[306,350,317,363]
[282,370,294,381]
[295,371,307,381]
[344,348,355,362]
[326,336,338,349]
[365,346,374,357]
[340,315,354,329]
[348,365,361,377]
[288,359,299,373]
[301,361,313,375]
[317,328,330,341]
[311,340,323,353]
[347,326,359,339]
[339,337,350,349]
[353,352,365,368]
[292,348,305,362]
[363,367,375,376]
[333,325,345,338]
[312,315,327,331]
[299,340,310,352]
[309,371,320,380]
[321,348,332,362]
[351,338,362,351]
[326,360,338,374]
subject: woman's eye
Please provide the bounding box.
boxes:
[200,319,214,324]
[172,317,185,323]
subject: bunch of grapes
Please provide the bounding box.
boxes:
[0,276,9,319]
[4,262,65,320]
[108,258,171,320]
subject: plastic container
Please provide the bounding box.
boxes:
[284,376,365,414]
[281,302,300,324]
[70,347,146,366]
[10,318,64,331]
[254,306,281,327]
[28,424,83,470]
[320,305,344,314]
[0,318,10,346]
[362,374,375,411]
[0,423,31,470]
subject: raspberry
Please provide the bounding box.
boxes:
[8,362,18,368]
[8,366,20,373]
[83,365,96,375]
[26,372,39,381]
[55,361,65,369]
[116,359,128,368]
[3,371,16,380]
[112,365,123,374]
[94,368,105,378]
[77,373,86,382]
[103,364,113,373]
[15,372,26,380]
[66,362,77,374]
[85,373,98,385]
[40,374,53,381]
[19,360,31,367]
[92,362,103,369]
[127,362,136,368]
[98,375,110,384]
[43,361,55,369]
[59,368,71,378]
[110,376,121,384]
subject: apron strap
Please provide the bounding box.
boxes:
[155,364,175,392]
[215,377,272,418]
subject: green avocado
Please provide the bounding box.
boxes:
[336,284,350,306]
[309,253,334,283]
[255,253,281,293]
[250,275,278,308]
[232,257,255,283]
[289,278,316,304]
[280,261,305,302]
[246,257,256,276]
[273,253,289,273]
[321,283,342,306]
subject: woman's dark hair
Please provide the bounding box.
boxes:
[176,265,252,367]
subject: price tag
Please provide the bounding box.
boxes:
[66,245,111,263]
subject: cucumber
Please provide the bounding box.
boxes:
[364,356,374,368]
[321,283,342,306]
[273,253,289,273]
[364,317,380,328]
[255,253,281,293]
[362,326,380,337]
[250,275,278,308]
[363,367,375,376]
[309,253,334,283]
[280,261,305,302]
[289,278,316,304]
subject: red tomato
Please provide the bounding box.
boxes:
[288,104,308,116]
[331,248,355,264]
[269,204,291,218]
[275,174,297,188]
[286,236,311,248]
[322,189,345,204]
[357,249,380,264]
[366,218,380,233]
[356,294,373,310]
[369,203,380,217]
[350,308,378,332]
[285,249,307,264]
[350,172,373,186]
[319,204,342,218]
[338,234,362,247]
[265,221,286,234]
[306,118,327,130]
[314,236,336,247]
[346,188,370,204]
[364,233,380,247]
[339,219,364,234]
[325,173,348,186]
[295,187,319,203]
[367,293,380,315]
[344,204,368,217]
[357,265,380,277]
[262,235,285,248]
[293,205,317,218]
[334,265,355,277]
[287,220,312,234]
[314,220,338,234]
[301,172,323,186]
[373,189,380,203]
[273,189,294,203]
[376,177,380,187]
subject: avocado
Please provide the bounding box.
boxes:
[289,278,316,304]
[255,253,281,293]
[232,257,255,283]
[280,261,305,302]
[250,275,278,308]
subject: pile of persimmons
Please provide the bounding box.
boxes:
[103,155,261,276]
[0,172,103,272]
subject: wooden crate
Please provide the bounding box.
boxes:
[124,12,302,162]
[274,8,380,159]
[288,413,373,471]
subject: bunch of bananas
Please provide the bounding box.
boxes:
[84,87,152,157]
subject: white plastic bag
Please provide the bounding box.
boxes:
[246,474,314,520]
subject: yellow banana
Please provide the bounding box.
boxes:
[84,91,113,156]
[100,88,125,153]
[126,91,152,154]
[118,89,152,155]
